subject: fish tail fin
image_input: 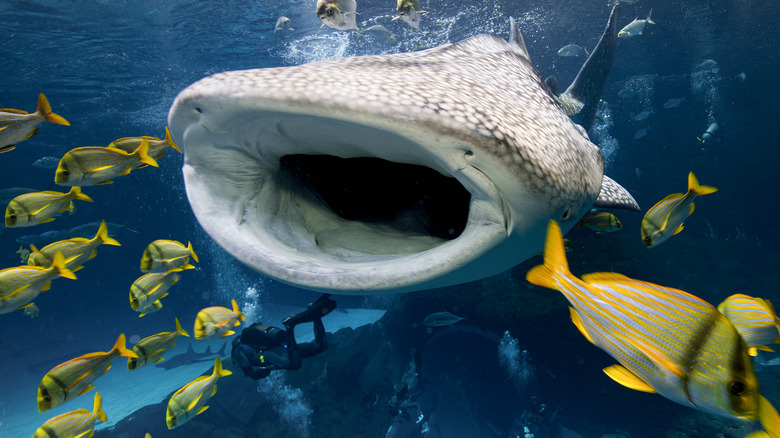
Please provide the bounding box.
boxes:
[68,186,93,203]
[187,242,200,263]
[93,392,107,423]
[50,252,77,280]
[186,241,199,263]
[526,220,572,291]
[687,172,718,196]
[134,139,159,168]
[111,333,139,359]
[231,299,246,322]
[645,8,655,25]
[164,127,182,154]
[212,357,232,378]
[96,221,121,246]
[175,317,190,337]
[36,93,70,126]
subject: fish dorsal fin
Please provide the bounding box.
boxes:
[581,272,633,283]
[603,364,656,393]
[569,307,596,345]
[508,17,530,60]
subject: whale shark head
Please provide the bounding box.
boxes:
[168,10,637,295]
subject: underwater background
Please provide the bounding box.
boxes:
[1,0,779,437]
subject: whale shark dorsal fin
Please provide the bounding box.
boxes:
[508,17,530,61]
[562,3,620,131]
[186,344,194,354]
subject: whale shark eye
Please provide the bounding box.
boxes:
[730,381,745,396]
[561,210,571,221]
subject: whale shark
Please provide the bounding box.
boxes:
[168,5,637,295]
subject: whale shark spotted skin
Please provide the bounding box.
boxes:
[168,6,637,294]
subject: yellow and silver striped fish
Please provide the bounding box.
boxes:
[526,220,780,435]
[577,211,622,233]
[37,333,138,412]
[194,299,245,340]
[54,139,159,186]
[0,252,76,314]
[129,268,182,316]
[641,171,717,247]
[5,186,92,228]
[0,93,70,153]
[166,357,231,429]
[128,318,190,370]
[28,220,121,270]
[33,392,107,438]
[140,239,198,273]
[108,127,182,166]
[718,294,780,356]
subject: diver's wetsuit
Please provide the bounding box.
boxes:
[231,294,336,380]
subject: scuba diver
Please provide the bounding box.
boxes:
[386,349,429,437]
[231,293,337,380]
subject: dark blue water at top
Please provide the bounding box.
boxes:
[1,0,779,437]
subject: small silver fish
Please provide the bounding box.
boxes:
[316,0,359,31]
[274,16,294,33]
[394,0,424,29]
[32,156,62,170]
[358,25,397,46]
[633,109,653,121]
[618,9,655,38]
[634,128,648,140]
[663,97,686,109]
[422,311,463,327]
[557,44,588,57]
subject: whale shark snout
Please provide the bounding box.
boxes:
[168,5,637,294]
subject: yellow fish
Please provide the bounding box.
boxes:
[28,220,121,270]
[526,221,780,435]
[140,239,198,273]
[0,93,70,153]
[5,186,92,228]
[33,392,107,438]
[0,252,76,314]
[108,127,182,166]
[194,299,245,340]
[54,139,159,186]
[129,269,182,316]
[128,318,190,370]
[166,357,232,429]
[38,333,138,412]
[641,172,717,247]
[718,294,780,356]
[577,211,622,233]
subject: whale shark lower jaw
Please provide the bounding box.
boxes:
[169,10,636,294]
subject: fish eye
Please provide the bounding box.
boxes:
[730,381,746,396]
[61,170,70,177]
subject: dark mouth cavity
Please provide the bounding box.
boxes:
[280,155,470,240]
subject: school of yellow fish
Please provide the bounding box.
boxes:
[1,5,777,437]
[0,93,246,436]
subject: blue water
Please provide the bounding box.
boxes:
[1,0,779,437]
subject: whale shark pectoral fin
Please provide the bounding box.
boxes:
[594,175,640,212]
[561,3,620,131]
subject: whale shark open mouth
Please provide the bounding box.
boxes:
[178,108,511,293]
[170,7,637,294]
